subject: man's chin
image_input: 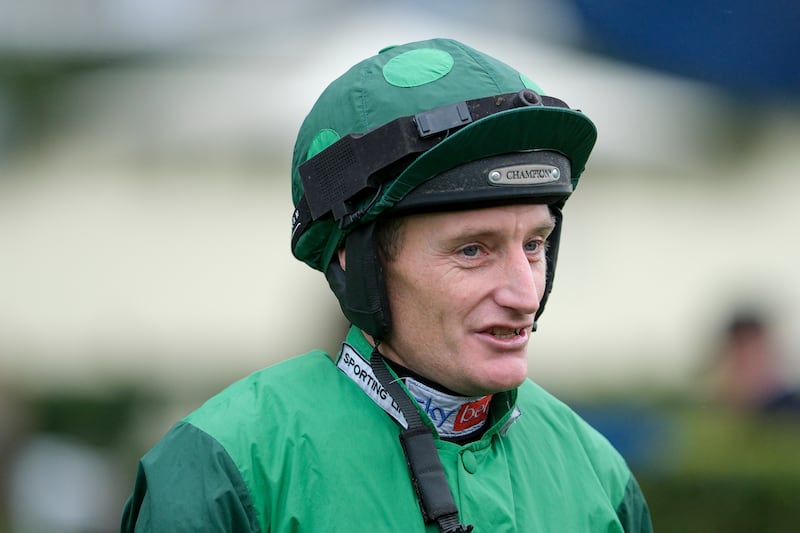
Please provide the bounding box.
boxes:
[471,363,528,395]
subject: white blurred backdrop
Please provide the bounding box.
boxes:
[1,0,799,398]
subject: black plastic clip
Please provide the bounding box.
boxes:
[414,101,472,138]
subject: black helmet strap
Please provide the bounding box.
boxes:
[536,206,563,327]
[370,346,474,533]
[324,221,391,339]
[295,90,569,231]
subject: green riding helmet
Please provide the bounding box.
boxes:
[290,38,597,340]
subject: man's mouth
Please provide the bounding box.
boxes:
[486,327,524,339]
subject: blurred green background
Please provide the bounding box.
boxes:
[1,1,799,531]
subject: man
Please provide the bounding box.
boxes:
[121,38,653,532]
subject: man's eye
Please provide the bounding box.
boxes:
[460,245,480,257]
[524,240,543,253]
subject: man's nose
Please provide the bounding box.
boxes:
[494,249,541,316]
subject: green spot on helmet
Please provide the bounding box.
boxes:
[289,38,597,338]
[382,48,455,87]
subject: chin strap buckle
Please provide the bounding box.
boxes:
[438,515,474,533]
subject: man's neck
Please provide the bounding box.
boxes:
[384,358,492,444]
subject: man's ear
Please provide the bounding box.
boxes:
[337,247,346,270]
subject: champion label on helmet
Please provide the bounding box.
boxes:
[488,164,560,186]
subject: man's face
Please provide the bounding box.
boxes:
[379,203,555,396]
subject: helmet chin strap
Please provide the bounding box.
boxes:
[532,205,563,331]
[370,343,474,533]
[324,221,392,339]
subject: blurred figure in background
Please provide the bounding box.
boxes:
[708,309,800,414]
[9,434,120,533]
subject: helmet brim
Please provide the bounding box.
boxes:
[389,150,573,215]
[368,105,597,219]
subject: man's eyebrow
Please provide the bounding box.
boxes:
[534,215,558,235]
[442,215,557,244]
[441,229,499,244]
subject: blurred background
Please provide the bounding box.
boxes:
[1,0,799,531]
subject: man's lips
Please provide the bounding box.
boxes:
[480,324,533,341]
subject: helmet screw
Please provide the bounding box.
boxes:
[518,89,542,107]
[488,170,502,183]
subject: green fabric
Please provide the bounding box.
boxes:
[290,37,597,272]
[306,128,340,160]
[120,422,259,532]
[121,326,652,532]
[617,476,655,533]
[520,73,545,94]
[382,48,455,87]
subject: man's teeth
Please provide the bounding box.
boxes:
[489,328,521,338]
